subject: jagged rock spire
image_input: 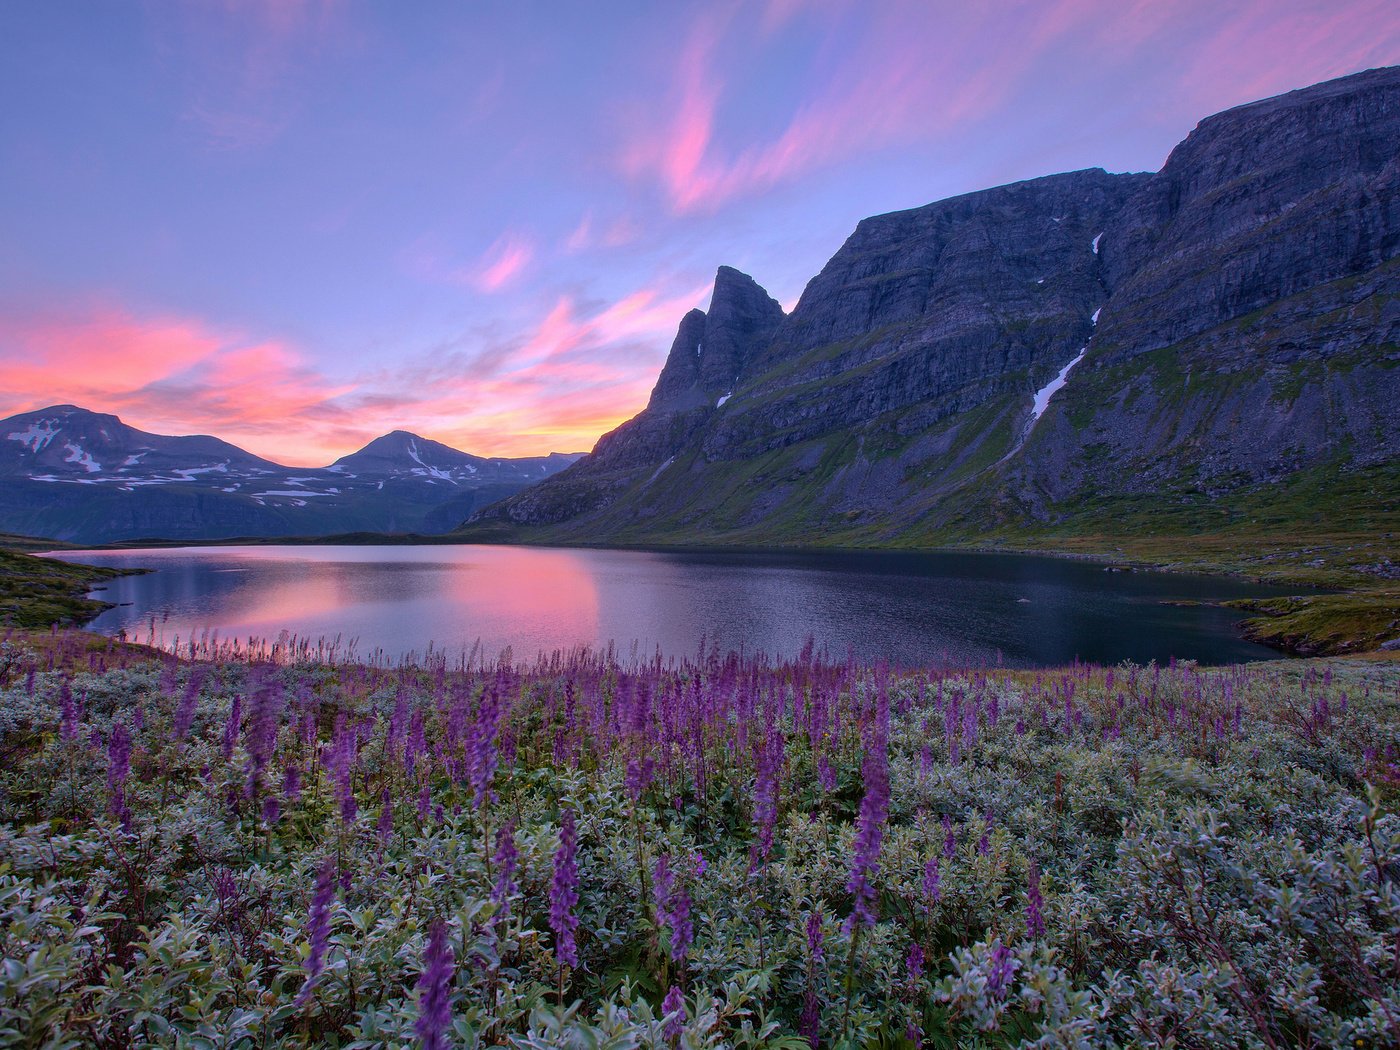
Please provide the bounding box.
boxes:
[647,267,784,413]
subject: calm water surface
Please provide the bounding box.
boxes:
[50,544,1303,667]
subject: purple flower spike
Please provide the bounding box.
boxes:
[1026,859,1045,938]
[491,820,519,917]
[986,940,1018,1000]
[806,912,824,963]
[106,723,131,830]
[653,854,694,963]
[59,684,81,743]
[296,860,338,1006]
[907,942,925,983]
[414,920,455,1050]
[467,685,503,810]
[550,808,580,968]
[978,811,993,856]
[843,739,890,934]
[922,855,941,906]
[661,984,685,1041]
[800,990,821,1047]
[221,694,242,761]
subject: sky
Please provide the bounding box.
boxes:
[1,1,1397,465]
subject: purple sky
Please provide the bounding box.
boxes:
[2,0,1397,463]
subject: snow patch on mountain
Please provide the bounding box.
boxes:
[63,443,101,472]
[1027,348,1089,428]
[7,423,61,453]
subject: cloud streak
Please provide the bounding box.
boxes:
[0,278,709,464]
[619,0,1400,212]
[472,233,536,292]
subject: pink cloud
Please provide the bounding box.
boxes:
[620,3,1024,213]
[0,275,711,462]
[0,307,359,463]
[621,0,1400,213]
[563,213,595,253]
[561,212,640,255]
[472,233,536,292]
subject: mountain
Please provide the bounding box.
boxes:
[0,405,584,543]
[467,66,1400,552]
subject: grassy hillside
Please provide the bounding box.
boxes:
[0,542,137,629]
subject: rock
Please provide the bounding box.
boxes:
[470,67,1400,545]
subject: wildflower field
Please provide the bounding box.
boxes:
[1,630,1398,1049]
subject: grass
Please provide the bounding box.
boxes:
[0,545,137,630]
[1225,589,1400,656]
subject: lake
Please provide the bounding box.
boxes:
[44,543,1308,668]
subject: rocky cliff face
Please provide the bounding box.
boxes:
[492,267,783,524]
[470,66,1400,546]
[1011,67,1400,510]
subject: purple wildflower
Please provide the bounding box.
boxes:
[653,854,694,963]
[221,694,242,761]
[986,940,1018,1000]
[806,912,824,963]
[1026,859,1045,938]
[661,984,685,1040]
[467,685,503,810]
[491,820,519,916]
[817,754,837,793]
[844,738,890,934]
[414,920,455,1050]
[978,811,993,856]
[106,723,131,830]
[625,755,655,813]
[173,668,206,742]
[907,942,925,983]
[404,710,426,780]
[942,814,956,858]
[327,716,358,825]
[59,684,80,743]
[280,762,302,805]
[799,990,821,1047]
[748,735,782,871]
[296,860,337,1006]
[211,867,242,925]
[244,679,284,799]
[922,855,941,907]
[549,808,580,968]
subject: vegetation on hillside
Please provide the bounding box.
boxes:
[0,545,131,630]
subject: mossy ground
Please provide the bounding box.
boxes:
[0,544,136,630]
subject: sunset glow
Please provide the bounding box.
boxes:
[2,0,1397,462]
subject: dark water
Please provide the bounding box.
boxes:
[49,544,1304,667]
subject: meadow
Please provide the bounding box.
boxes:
[0,629,1397,1049]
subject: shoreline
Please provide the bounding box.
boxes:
[42,527,1398,658]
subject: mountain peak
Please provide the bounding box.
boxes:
[647,268,784,413]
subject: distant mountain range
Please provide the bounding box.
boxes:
[0,405,583,543]
[465,66,1400,550]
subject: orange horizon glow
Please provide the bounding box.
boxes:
[0,288,710,464]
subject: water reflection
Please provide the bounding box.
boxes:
[50,544,1305,667]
